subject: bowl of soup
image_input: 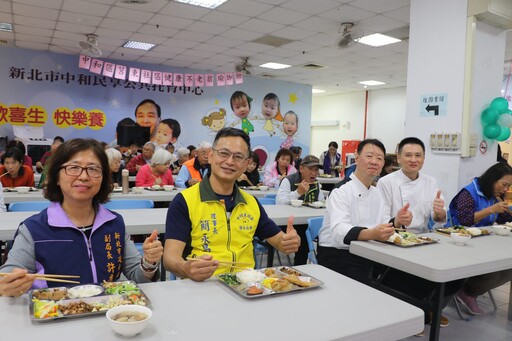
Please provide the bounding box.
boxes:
[106,305,152,337]
[16,186,30,194]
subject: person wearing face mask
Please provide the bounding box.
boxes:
[263,148,297,188]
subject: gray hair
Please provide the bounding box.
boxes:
[198,141,212,150]
[105,148,122,164]
[144,141,156,151]
[151,149,173,166]
[177,147,190,158]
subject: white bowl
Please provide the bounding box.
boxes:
[259,186,269,191]
[132,187,144,194]
[494,225,511,236]
[290,199,303,207]
[450,232,471,245]
[16,186,30,194]
[106,305,152,337]
[163,185,174,191]
[152,185,161,190]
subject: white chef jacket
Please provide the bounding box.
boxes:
[377,169,446,234]
[319,174,386,250]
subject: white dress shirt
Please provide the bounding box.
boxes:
[319,174,386,250]
[377,169,446,234]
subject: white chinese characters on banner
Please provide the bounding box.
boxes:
[78,55,243,87]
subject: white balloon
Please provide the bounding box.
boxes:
[497,114,512,127]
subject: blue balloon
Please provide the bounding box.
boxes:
[481,107,499,124]
[496,126,511,141]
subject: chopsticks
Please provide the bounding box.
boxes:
[0,172,10,178]
[186,257,252,267]
[0,273,80,284]
[496,197,512,216]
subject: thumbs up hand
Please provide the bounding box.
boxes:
[142,229,163,264]
[395,202,412,227]
[280,216,300,254]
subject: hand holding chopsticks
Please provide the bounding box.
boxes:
[495,197,512,216]
[0,172,10,179]
[0,272,80,284]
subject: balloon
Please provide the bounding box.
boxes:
[490,97,509,114]
[506,109,512,115]
[481,107,499,124]
[483,123,501,139]
[496,126,511,141]
[497,114,512,127]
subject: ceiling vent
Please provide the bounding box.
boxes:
[302,63,327,70]
[251,35,294,47]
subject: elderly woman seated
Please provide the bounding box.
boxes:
[135,148,174,188]
[105,148,124,188]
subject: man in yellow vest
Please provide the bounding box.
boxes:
[175,141,211,188]
[164,127,300,281]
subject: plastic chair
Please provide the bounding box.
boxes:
[104,199,154,210]
[306,217,323,264]
[265,193,277,200]
[8,201,50,212]
[257,197,275,205]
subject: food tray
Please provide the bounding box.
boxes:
[217,266,323,299]
[435,227,491,237]
[144,187,164,191]
[305,202,326,209]
[384,236,439,248]
[3,187,38,192]
[29,281,150,322]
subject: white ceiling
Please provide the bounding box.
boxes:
[0,0,511,96]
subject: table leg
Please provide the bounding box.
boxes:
[266,244,274,267]
[429,282,445,341]
[508,282,512,321]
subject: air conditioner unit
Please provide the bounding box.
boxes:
[468,0,512,29]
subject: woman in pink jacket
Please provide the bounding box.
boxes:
[263,148,297,188]
[135,149,174,187]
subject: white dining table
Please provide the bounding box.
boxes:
[0,205,325,241]
[0,264,424,340]
[2,187,279,204]
[350,231,512,341]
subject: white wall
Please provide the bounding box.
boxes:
[311,87,406,158]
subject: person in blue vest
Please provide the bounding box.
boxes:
[449,162,512,315]
[0,138,163,297]
[320,141,342,177]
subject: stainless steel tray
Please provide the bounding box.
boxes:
[217,266,323,299]
[29,281,150,322]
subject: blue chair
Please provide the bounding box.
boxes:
[257,197,275,205]
[8,201,50,212]
[265,193,277,200]
[306,217,324,264]
[104,199,154,210]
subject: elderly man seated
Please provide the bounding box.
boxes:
[276,155,324,265]
[175,141,212,188]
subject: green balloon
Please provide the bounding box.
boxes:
[481,107,499,124]
[506,109,512,115]
[497,126,511,141]
[484,123,501,139]
[490,97,509,114]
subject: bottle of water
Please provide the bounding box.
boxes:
[122,169,129,194]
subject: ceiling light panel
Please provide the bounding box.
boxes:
[259,62,291,70]
[357,33,401,47]
[122,40,156,51]
[174,0,228,9]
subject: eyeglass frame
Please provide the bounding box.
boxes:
[212,148,248,163]
[60,165,104,178]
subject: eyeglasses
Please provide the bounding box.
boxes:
[212,148,247,163]
[60,165,103,178]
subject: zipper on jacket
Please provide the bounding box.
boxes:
[87,238,92,261]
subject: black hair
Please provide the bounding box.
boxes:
[248,151,260,167]
[263,93,280,107]
[328,141,338,149]
[213,127,251,152]
[356,139,386,155]
[398,137,425,154]
[44,138,112,204]
[134,99,161,118]
[160,118,181,139]
[187,145,196,153]
[2,147,24,164]
[274,148,293,162]
[289,146,300,155]
[230,91,251,110]
[381,155,397,176]
[478,162,512,199]
[53,136,64,144]
[6,140,26,155]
